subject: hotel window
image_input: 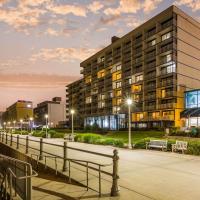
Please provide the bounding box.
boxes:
[161,89,166,98]
[135,74,143,82]
[132,84,142,92]
[97,70,105,78]
[116,81,122,88]
[117,98,122,105]
[128,78,132,84]
[116,90,122,97]
[148,39,156,47]
[136,113,144,120]
[86,96,92,104]
[85,76,92,84]
[161,32,171,41]
[116,73,122,80]
[116,64,121,71]
[98,101,105,108]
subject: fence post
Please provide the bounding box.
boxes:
[16,135,19,149]
[0,132,1,141]
[6,134,8,144]
[62,141,68,172]
[25,136,29,154]
[10,134,13,146]
[2,133,4,142]
[39,138,43,160]
[111,149,119,196]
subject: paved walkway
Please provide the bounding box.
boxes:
[2,135,200,200]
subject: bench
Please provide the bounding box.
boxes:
[146,140,168,151]
[172,141,188,154]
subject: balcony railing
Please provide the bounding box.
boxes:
[158,103,176,109]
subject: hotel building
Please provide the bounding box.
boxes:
[66,6,200,130]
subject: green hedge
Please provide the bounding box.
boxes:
[74,133,124,148]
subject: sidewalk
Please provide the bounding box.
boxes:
[2,134,200,200]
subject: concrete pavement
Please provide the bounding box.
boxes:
[2,135,200,200]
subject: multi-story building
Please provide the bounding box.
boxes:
[2,100,33,123]
[67,5,200,130]
[34,97,66,127]
[66,79,85,129]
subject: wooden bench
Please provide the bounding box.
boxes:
[146,140,168,151]
[172,141,188,154]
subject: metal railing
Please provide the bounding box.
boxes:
[0,132,120,197]
[0,154,37,200]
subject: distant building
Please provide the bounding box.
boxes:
[2,100,33,123]
[34,97,66,127]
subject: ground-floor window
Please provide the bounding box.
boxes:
[84,114,126,130]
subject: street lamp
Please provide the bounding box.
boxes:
[29,117,33,134]
[13,120,16,133]
[126,98,133,149]
[20,119,23,135]
[3,122,6,132]
[7,121,11,133]
[70,109,75,136]
[45,114,48,138]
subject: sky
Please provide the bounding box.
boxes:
[0,0,199,111]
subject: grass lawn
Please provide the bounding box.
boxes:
[105,130,165,143]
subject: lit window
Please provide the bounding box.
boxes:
[85,76,92,83]
[116,90,122,97]
[97,70,105,78]
[128,78,132,84]
[116,81,122,88]
[135,74,143,82]
[116,73,122,80]
[86,97,92,104]
[148,39,156,47]
[116,64,121,71]
[161,32,171,41]
[132,85,142,92]
[117,98,122,105]
[161,89,166,98]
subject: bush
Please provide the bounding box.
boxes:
[32,131,46,138]
[82,134,102,144]
[134,138,150,149]
[187,142,200,155]
[51,132,65,138]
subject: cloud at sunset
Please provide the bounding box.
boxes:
[30,47,100,63]
[0,0,199,111]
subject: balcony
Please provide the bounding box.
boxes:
[145,105,156,111]
[159,79,177,87]
[144,84,156,91]
[158,42,174,54]
[145,61,156,70]
[145,94,156,100]
[158,103,176,109]
[133,66,143,74]
[145,72,156,80]
[145,28,156,39]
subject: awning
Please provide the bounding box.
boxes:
[181,108,200,118]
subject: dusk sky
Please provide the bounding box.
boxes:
[0,0,199,111]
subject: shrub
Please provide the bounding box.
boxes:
[48,130,57,137]
[134,138,150,149]
[51,132,65,138]
[82,134,102,144]
[74,134,83,142]
[187,142,200,155]
[32,131,46,138]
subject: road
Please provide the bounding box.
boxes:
[3,134,200,200]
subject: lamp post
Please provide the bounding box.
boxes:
[127,98,132,149]
[3,122,6,132]
[13,120,16,133]
[7,121,11,133]
[29,117,33,134]
[70,109,75,135]
[45,114,48,138]
[20,119,23,135]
